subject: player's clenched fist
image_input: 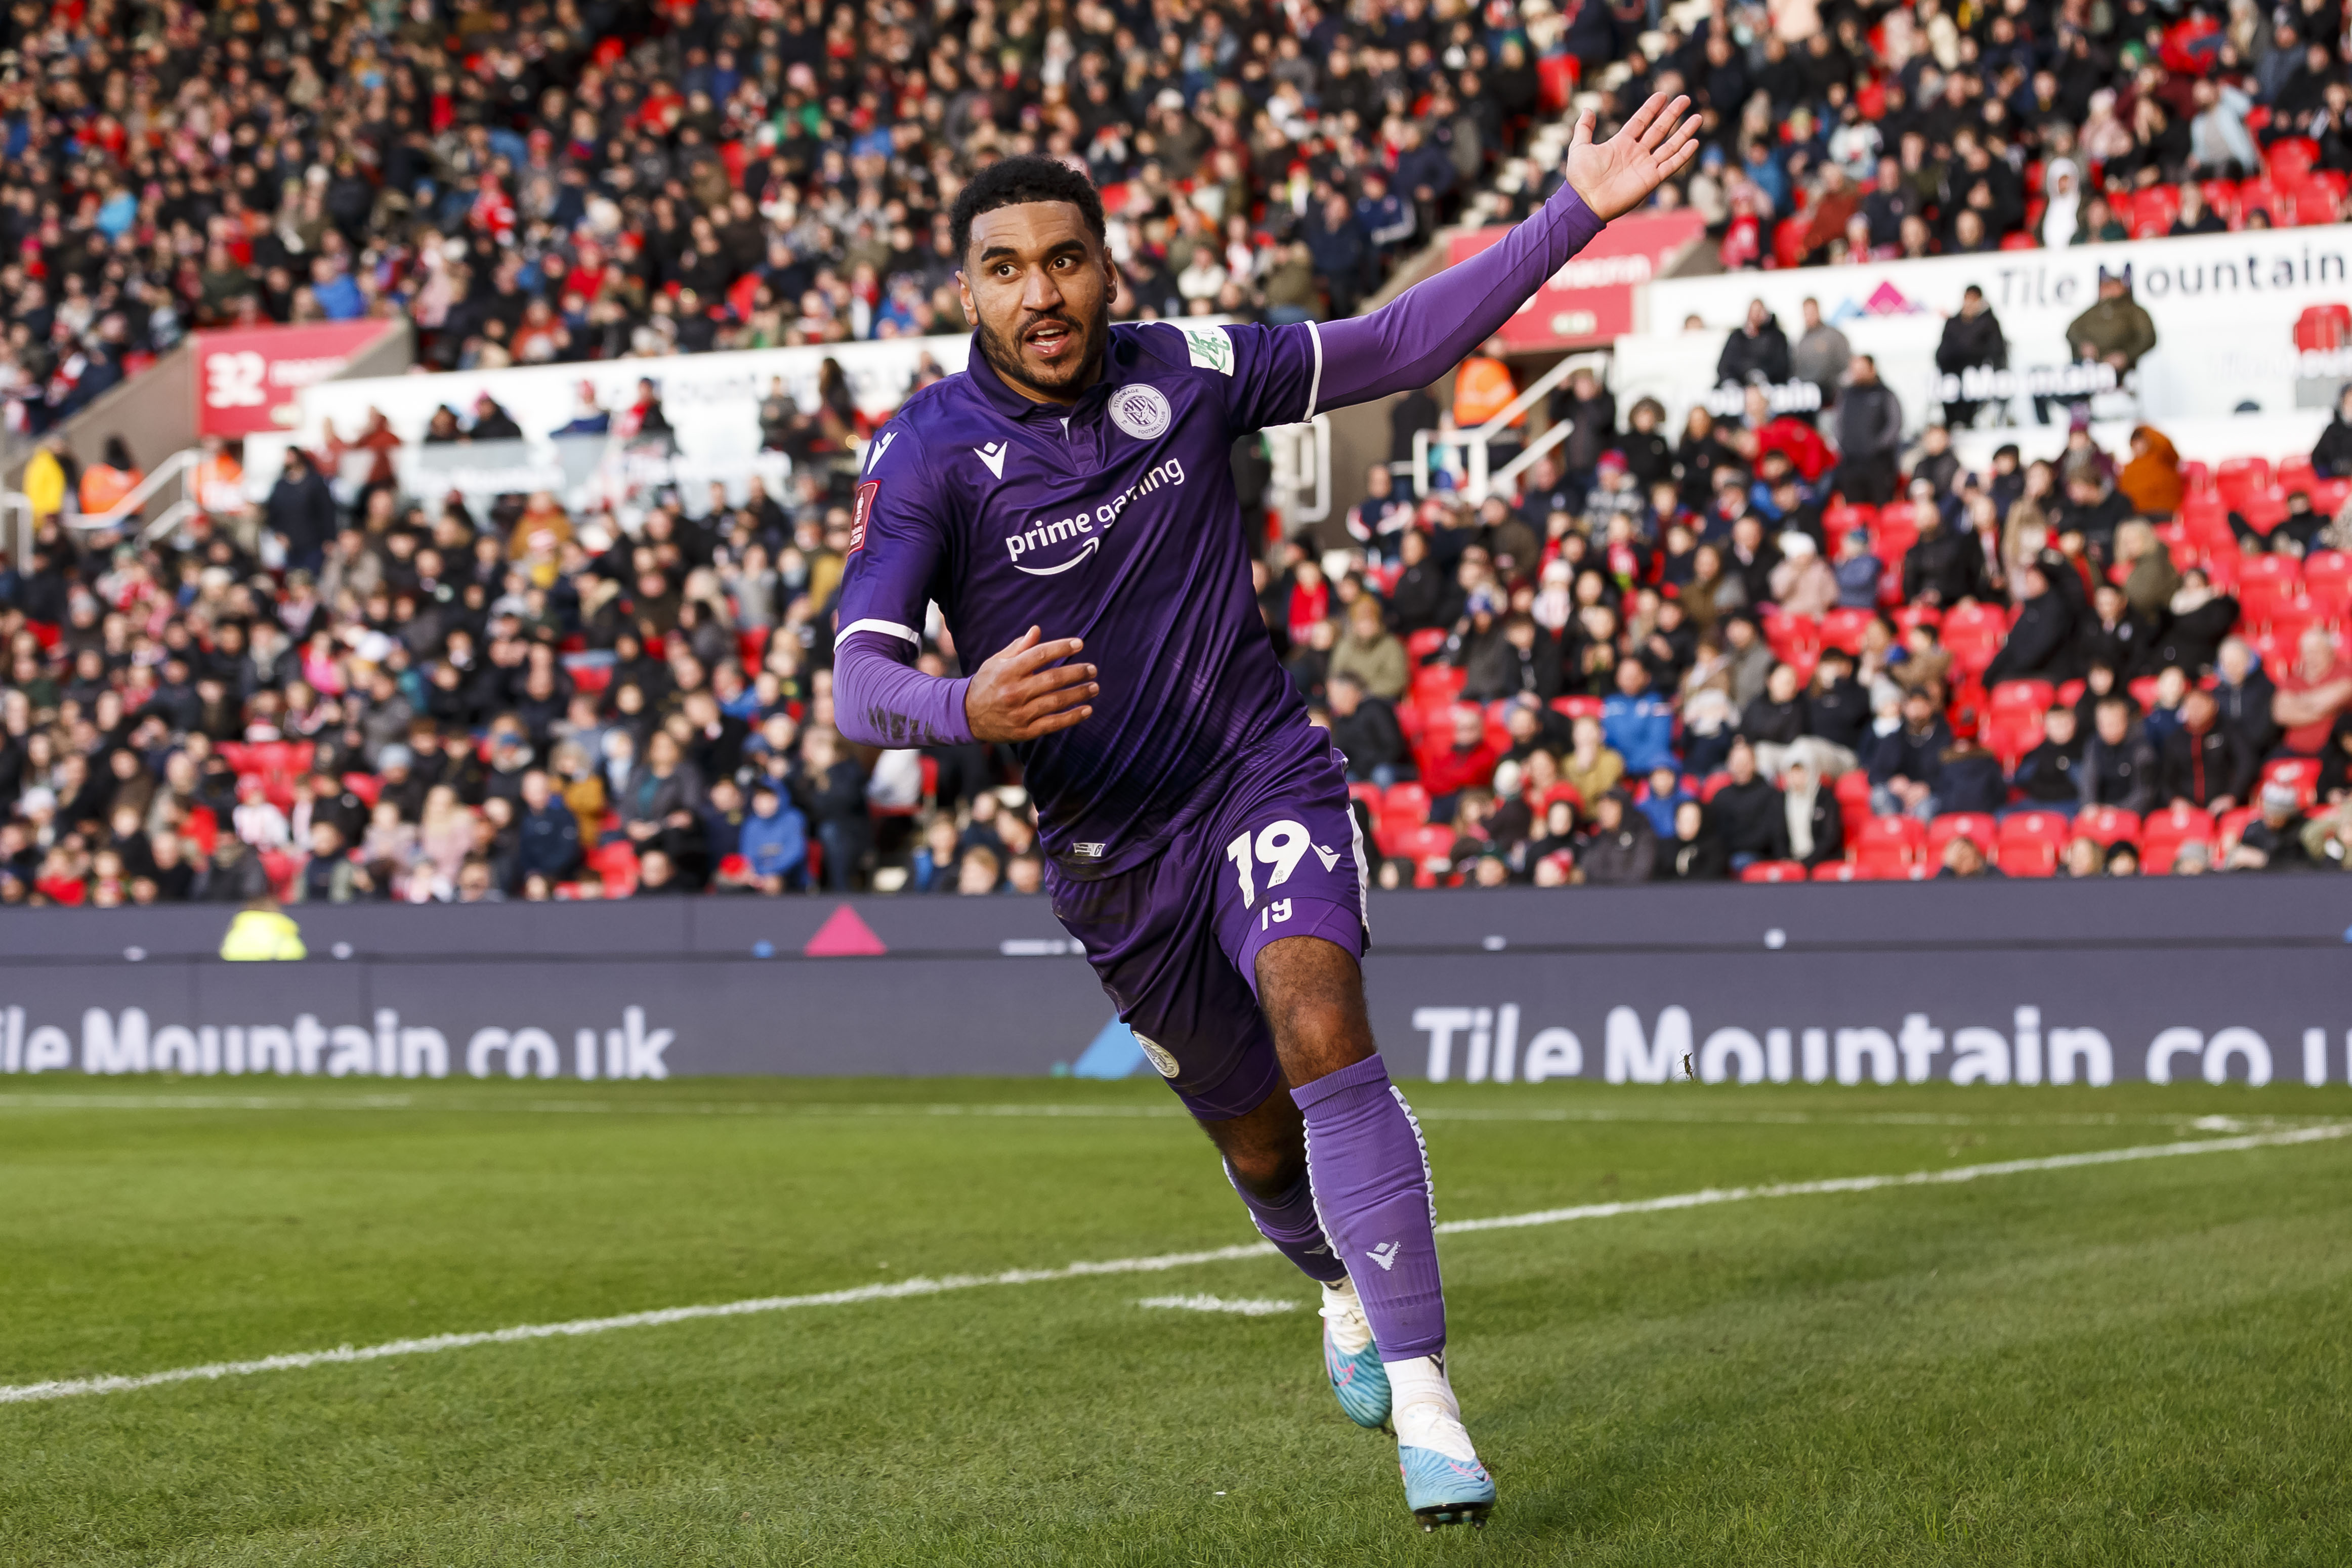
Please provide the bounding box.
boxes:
[963,626,1098,742]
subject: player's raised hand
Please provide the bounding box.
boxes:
[964,626,1098,743]
[1563,92,1702,223]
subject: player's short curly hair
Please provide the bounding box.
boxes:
[949,155,1107,265]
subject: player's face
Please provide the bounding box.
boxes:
[959,202,1118,404]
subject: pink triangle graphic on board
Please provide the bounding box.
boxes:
[804,904,888,956]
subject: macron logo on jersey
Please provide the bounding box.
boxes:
[974,440,1009,479]
[864,430,897,474]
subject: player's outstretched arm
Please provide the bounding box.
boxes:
[963,627,1097,743]
[1310,92,1699,411]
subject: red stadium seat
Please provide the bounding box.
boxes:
[2269,137,2321,184]
[2216,456,2273,507]
[2263,756,2322,808]
[2295,304,2352,353]
[1990,678,2056,716]
[1381,782,1432,826]
[1926,812,1999,863]
[1739,859,1809,883]
[1812,860,1871,881]
[1549,695,1606,723]
[1407,627,1449,664]
[1941,604,2009,680]
[586,842,640,897]
[1818,607,1874,653]
[1854,815,1926,875]
[2076,806,2141,847]
[2139,802,2216,874]
[1411,662,1466,704]
[1835,769,1874,842]
[1699,770,1736,803]
[2217,806,2262,852]
[2303,552,2352,613]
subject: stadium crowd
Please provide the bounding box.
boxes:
[0,0,1543,436]
[7,322,2352,902]
[4,0,2352,903]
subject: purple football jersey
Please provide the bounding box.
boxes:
[835,320,1322,875]
[832,181,1608,874]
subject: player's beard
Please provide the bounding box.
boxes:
[975,296,1111,402]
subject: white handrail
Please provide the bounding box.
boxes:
[1408,350,1613,504]
[1267,414,1331,528]
[65,448,201,542]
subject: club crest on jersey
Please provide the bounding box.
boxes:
[1107,384,1172,441]
[849,481,878,553]
[1134,1031,1182,1079]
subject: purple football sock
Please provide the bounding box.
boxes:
[1226,1163,1348,1285]
[1293,1055,1446,1360]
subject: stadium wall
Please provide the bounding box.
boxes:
[1,883,2346,1088]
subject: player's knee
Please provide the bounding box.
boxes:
[1227,1143,1306,1198]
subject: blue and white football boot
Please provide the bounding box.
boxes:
[1319,1275,1391,1429]
[1391,1353,1495,1530]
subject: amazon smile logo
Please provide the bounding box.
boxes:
[1001,458,1188,576]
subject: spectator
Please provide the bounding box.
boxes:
[2079,698,2159,815]
[2274,627,2352,755]
[1790,298,1852,404]
[1831,528,1883,609]
[2162,689,2254,812]
[1659,800,1730,881]
[1781,756,1844,869]
[1982,564,2079,686]
[1559,716,1625,807]
[513,770,583,890]
[2067,268,2159,375]
[1901,505,1986,609]
[2228,782,2316,871]
[740,783,810,894]
[1710,740,1789,868]
[1935,286,2007,428]
[264,449,338,577]
[1576,792,1656,885]
[1327,674,1410,788]
[2117,428,2186,518]
[1603,660,1678,776]
[2314,386,2352,479]
[1770,533,1840,619]
[1345,466,1415,563]
[1869,688,1953,821]
[1936,835,2004,880]
[1832,356,1904,505]
[1421,706,1503,813]
[2150,571,2238,676]
[1717,300,1793,387]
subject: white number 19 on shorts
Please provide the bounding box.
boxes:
[1225,820,1311,909]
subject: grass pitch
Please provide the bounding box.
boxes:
[2,1076,2349,1566]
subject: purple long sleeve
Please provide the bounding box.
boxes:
[1315,181,1607,409]
[834,630,974,748]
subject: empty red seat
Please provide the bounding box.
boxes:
[1411,663,1466,704]
[1990,678,2056,716]
[1406,627,1449,664]
[1549,695,1605,723]
[2076,805,2142,846]
[1811,860,1869,881]
[2303,552,2352,611]
[1381,782,1433,826]
[1942,603,2009,679]
[1818,607,1874,653]
[2000,836,2059,877]
[2216,456,2273,506]
[1395,822,1457,871]
[1854,815,1926,874]
[2269,137,2322,184]
[2277,455,2321,496]
[1739,860,1809,883]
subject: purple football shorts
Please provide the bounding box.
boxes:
[1045,723,1370,1123]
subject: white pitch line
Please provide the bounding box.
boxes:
[1138,1295,1300,1316]
[3,1122,2345,1408]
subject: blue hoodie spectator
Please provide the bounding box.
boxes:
[1603,665,1679,775]
[740,788,808,886]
